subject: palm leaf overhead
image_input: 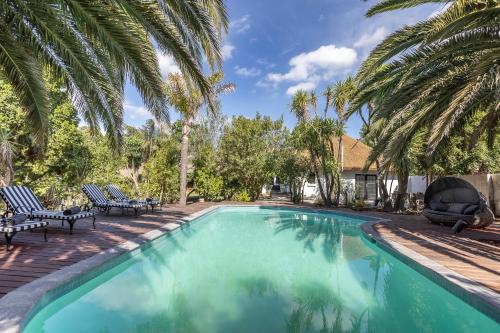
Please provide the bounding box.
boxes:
[366,0,450,17]
[352,0,499,170]
[0,0,228,148]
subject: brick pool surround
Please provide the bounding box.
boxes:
[0,205,498,333]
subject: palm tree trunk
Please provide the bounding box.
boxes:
[335,134,343,205]
[179,118,191,206]
[2,159,13,186]
[375,160,389,202]
[394,171,408,211]
[4,170,12,187]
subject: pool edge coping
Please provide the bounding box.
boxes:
[0,204,498,332]
[360,220,500,323]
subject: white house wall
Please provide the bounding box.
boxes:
[408,176,427,193]
[302,171,399,200]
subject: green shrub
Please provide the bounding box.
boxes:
[233,190,251,202]
[194,167,223,201]
[354,199,365,210]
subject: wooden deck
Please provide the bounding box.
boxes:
[0,202,215,298]
[367,211,500,293]
[0,202,498,298]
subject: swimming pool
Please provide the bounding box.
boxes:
[23,206,498,332]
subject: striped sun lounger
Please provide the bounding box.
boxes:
[82,184,145,216]
[0,186,95,234]
[0,215,48,251]
[105,184,160,211]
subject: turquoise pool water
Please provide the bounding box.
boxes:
[24,207,498,333]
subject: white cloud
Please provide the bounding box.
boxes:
[230,15,251,33]
[234,66,261,77]
[124,101,149,120]
[266,44,357,84]
[157,52,179,79]
[353,27,388,49]
[286,82,317,95]
[221,43,235,60]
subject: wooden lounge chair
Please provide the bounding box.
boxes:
[422,177,494,228]
[82,184,145,216]
[0,186,95,234]
[105,184,160,211]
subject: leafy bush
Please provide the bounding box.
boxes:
[142,138,180,204]
[354,199,365,210]
[194,167,223,201]
[233,190,251,202]
[219,114,285,201]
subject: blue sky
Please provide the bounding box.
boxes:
[123,0,445,138]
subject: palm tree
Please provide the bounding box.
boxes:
[290,90,310,122]
[332,76,355,205]
[0,128,15,186]
[358,102,391,206]
[322,85,335,118]
[164,72,234,206]
[141,119,164,161]
[352,0,499,171]
[290,90,340,206]
[0,0,228,148]
[308,91,318,117]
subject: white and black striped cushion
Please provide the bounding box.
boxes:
[82,184,109,205]
[105,201,145,209]
[0,186,45,214]
[28,210,95,220]
[0,220,48,233]
[0,186,95,221]
[82,184,145,209]
[105,184,128,201]
[105,185,158,206]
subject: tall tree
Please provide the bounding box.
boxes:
[123,126,145,191]
[0,128,14,186]
[290,90,340,206]
[219,115,285,201]
[358,101,391,206]
[142,136,181,204]
[331,76,355,205]
[0,0,228,147]
[164,72,234,206]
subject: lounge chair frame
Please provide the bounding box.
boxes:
[105,184,160,212]
[82,184,145,217]
[0,211,48,251]
[0,186,95,234]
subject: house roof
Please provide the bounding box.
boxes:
[333,135,377,172]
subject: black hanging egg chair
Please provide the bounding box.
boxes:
[422,177,495,228]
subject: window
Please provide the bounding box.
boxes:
[355,174,378,200]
